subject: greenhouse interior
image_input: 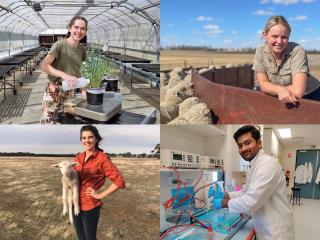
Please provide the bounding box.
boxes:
[0,0,160,124]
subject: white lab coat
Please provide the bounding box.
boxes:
[307,162,313,183]
[315,167,320,184]
[294,163,308,184]
[228,150,294,240]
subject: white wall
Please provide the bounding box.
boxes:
[263,128,282,161]
[204,135,225,158]
[161,126,206,155]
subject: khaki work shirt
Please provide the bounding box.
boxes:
[47,39,86,83]
[252,42,320,94]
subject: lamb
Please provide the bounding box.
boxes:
[198,68,209,74]
[178,97,200,116]
[168,98,212,125]
[169,68,186,79]
[160,78,194,123]
[52,161,80,224]
[160,72,168,88]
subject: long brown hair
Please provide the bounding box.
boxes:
[66,16,88,38]
[80,125,103,152]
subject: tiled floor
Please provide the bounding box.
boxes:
[292,198,320,239]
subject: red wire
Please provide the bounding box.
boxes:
[245,228,255,240]
[161,167,181,209]
[173,223,195,234]
[160,167,213,238]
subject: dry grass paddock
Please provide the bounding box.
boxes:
[0,156,159,240]
[161,50,320,79]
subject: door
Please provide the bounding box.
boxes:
[294,150,319,199]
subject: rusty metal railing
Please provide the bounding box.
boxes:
[192,71,320,124]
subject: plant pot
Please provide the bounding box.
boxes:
[101,76,119,92]
[86,87,105,105]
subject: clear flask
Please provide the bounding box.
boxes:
[62,78,90,91]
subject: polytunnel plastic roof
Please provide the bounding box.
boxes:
[0,0,160,35]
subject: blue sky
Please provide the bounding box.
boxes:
[161,0,320,50]
[0,125,160,154]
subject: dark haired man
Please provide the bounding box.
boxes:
[210,125,294,240]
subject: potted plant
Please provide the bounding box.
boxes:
[80,48,116,105]
[101,64,120,92]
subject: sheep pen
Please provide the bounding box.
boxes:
[0,156,159,240]
[160,51,320,124]
[160,68,213,124]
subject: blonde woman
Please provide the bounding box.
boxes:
[253,15,320,105]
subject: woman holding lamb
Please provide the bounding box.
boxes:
[73,125,125,240]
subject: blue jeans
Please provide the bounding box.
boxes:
[72,206,101,240]
[303,87,320,101]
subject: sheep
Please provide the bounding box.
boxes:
[225,63,235,68]
[161,72,191,100]
[167,75,182,88]
[52,161,80,224]
[160,78,194,123]
[160,72,168,88]
[178,97,200,116]
[169,68,186,79]
[169,101,212,125]
[198,68,209,74]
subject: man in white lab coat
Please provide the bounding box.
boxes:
[210,125,294,240]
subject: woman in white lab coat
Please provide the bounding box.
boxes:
[210,125,294,240]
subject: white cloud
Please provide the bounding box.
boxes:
[260,0,269,3]
[161,34,179,45]
[256,30,263,36]
[293,37,320,50]
[272,0,299,4]
[297,39,308,43]
[304,28,314,32]
[203,24,222,36]
[166,23,174,27]
[223,39,233,44]
[203,24,220,30]
[196,16,213,21]
[207,30,223,36]
[0,125,160,154]
[252,9,274,16]
[291,15,308,21]
[272,0,315,4]
[231,30,238,35]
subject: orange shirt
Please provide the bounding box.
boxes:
[74,151,125,211]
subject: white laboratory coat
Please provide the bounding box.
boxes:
[294,163,308,184]
[307,162,313,183]
[315,167,320,184]
[228,150,294,240]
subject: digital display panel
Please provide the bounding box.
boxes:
[172,153,183,160]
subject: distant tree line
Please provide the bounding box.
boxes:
[0,152,159,159]
[0,152,75,157]
[161,45,320,53]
